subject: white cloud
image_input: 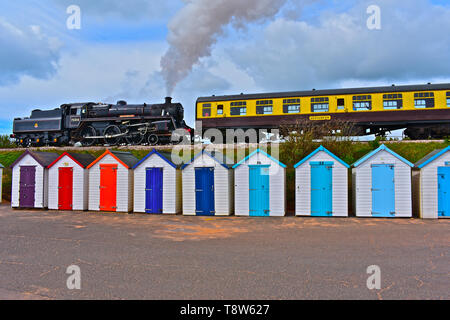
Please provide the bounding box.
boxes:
[227,0,450,91]
[0,17,62,85]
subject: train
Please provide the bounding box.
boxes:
[10,83,450,147]
[196,83,450,140]
[11,97,193,147]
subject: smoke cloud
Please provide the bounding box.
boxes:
[160,0,290,95]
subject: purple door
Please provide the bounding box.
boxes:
[19,166,36,208]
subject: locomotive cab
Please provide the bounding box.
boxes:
[64,104,87,129]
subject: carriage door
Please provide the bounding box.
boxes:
[371,164,395,217]
[145,168,163,214]
[195,168,215,216]
[310,162,333,216]
[19,166,36,208]
[58,167,73,210]
[438,167,450,217]
[249,165,270,217]
[99,164,117,212]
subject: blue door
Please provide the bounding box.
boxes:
[372,164,395,217]
[310,162,333,216]
[145,168,163,214]
[249,165,270,216]
[438,167,450,217]
[195,167,215,216]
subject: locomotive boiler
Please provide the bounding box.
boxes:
[11,97,193,147]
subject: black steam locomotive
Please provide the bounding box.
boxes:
[11,97,193,147]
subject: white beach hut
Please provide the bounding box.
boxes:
[132,149,182,214]
[233,149,286,217]
[87,150,139,213]
[294,146,350,217]
[352,145,414,218]
[10,150,59,209]
[181,150,234,216]
[47,152,96,211]
[413,146,450,219]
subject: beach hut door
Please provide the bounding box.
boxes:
[249,165,270,217]
[438,167,450,217]
[146,168,163,214]
[99,164,117,212]
[371,164,395,217]
[195,167,215,216]
[310,162,333,216]
[19,166,36,208]
[58,167,73,210]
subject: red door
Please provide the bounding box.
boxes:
[58,167,73,210]
[100,164,117,212]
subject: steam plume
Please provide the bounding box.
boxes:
[160,0,289,95]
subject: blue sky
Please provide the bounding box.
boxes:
[0,0,449,134]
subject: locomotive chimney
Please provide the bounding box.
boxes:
[165,97,172,104]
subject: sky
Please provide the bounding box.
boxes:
[0,0,449,134]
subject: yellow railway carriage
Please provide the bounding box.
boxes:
[196,83,450,139]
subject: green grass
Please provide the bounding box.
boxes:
[1,141,449,208]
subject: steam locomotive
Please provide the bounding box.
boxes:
[11,97,193,147]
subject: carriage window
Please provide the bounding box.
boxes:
[311,97,329,113]
[256,100,273,115]
[414,92,434,108]
[283,98,301,113]
[383,94,403,110]
[337,98,345,110]
[217,105,224,115]
[230,101,247,116]
[447,92,450,107]
[202,103,212,117]
[353,95,372,111]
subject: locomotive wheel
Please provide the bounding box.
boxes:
[81,126,97,146]
[125,132,145,145]
[104,125,122,145]
[148,134,159,146]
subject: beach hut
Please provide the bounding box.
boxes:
[47,152,96,211]
[181,150,234,216]
[294,146,350,217]
[132,149,182,214]
[10,150,59,209]
[413,146,450,219]
[87,150,139,213]
[233,149,286,217]
[352,145,414,218]
[0,163,4,203]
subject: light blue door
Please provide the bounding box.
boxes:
[249,165,270,217]
[195,167,215,216]
[438,167,450,217]
[310,162,333,217]
[372,164,395,217]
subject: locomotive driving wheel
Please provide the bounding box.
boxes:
[148,134,159,146]
[81,126,97,147]
[104,125,122,145]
